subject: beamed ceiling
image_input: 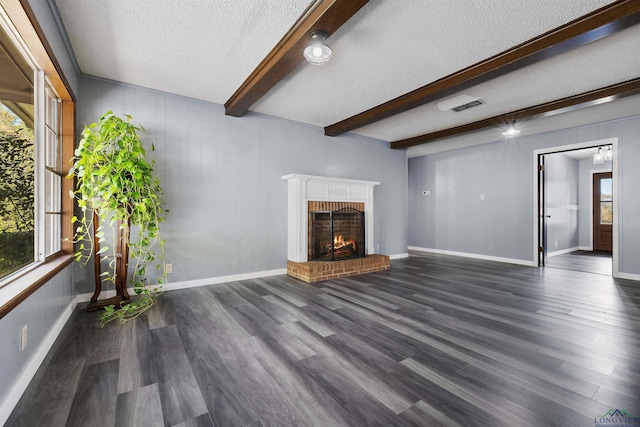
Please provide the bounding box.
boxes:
[54,0,640,157]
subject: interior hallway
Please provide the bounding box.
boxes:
[546,250,612,276]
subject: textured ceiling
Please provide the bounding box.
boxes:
[54,0,312,103]
[354,24,640,142]
[406,92,640,158]
[54,0,640,154]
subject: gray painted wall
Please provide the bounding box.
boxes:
[26,0,78,96]
[0,265,74,410]
[578,159,612,248]
[75,76,408,293]
[409,140,532,261]
[409,113,640,276]
[545,153,579,254]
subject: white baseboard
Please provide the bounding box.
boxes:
[408,246,536,267]
[389,253,409,260]
[578,246,591,251]
[76,289,119,303]
[76,268,288,302]
[164,268,287,291]
[615,271,640,282]
[548,246,581,258]
[0,299,75,426]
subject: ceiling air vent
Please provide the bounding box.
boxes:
[451,99,483,111]
[437,94,483,112]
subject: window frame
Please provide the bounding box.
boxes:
[0,0,75,318]
[43,82,63,259]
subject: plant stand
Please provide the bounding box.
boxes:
[87,211,131,311]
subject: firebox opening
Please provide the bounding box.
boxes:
[309,207,365,261]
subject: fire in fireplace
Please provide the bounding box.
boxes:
[309,207,365,261]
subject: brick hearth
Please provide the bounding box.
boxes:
[287,254,390,283]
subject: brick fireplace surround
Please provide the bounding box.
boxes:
[287,255,390,283]
[282,174,390,283]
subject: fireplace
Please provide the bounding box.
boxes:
[282,174,390,282]
[309,207,365,261]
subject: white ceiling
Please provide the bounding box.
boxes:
[54,0,640,156]
[560,146,601,161]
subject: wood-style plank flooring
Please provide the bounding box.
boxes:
[7,253,640,426]
[546,250,613,276]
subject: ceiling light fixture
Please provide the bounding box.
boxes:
[593,147,604,164]
[604,145,613,162]
[304,30,332,65]
[502,126,521,138]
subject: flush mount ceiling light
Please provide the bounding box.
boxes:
[304,30,332,65]
[502,126,521,138]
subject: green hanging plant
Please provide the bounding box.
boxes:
[68,111,167,327]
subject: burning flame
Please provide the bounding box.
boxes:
[334,235,356,251]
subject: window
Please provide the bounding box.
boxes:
[0,7,68,287]
[0,104,34,279]
[44,86,62,258]
[0,21,36,281]
[600,177,613,225]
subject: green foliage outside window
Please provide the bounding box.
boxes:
[0,104,34,280]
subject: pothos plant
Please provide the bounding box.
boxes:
[69,111,167,326]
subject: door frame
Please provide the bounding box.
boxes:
[538,153,547,267]
[533,137,619,277]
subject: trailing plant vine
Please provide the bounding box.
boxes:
[69,111,167,326]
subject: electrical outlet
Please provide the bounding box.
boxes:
[165,263,172,274]
[20,325,28,351]
[422,190,431,196]
[480,194,485,201]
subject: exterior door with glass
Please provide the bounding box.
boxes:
[593,172,612,252]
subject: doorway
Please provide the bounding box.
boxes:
[534,139,617,276]
[593,172,612,252]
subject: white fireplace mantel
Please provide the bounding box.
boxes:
[282,174,380,262]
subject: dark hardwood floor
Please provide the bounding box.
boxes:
[7,253,640,426]
[546,250,613,276]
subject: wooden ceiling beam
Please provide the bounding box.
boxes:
[325,0,640,137]
[224,0,368,117]
[390,78,640,149]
